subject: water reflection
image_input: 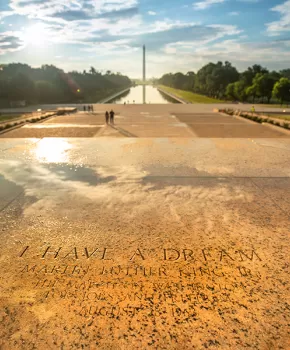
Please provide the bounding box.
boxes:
[109,86,180,104]
[143,85,146,104]
[34,139,72,163]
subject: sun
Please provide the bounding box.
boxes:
[22,23,48,47]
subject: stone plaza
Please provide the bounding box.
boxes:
[0,104,290,349]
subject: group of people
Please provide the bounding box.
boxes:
[105,110,115,125]
[83,105,94,112]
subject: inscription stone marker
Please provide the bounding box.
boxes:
[0,136,289,349]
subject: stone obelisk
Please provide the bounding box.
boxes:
[143,45,146,104]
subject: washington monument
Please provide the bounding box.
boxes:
[143,45,146,103]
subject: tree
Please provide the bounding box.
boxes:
[226,83,236,100]
[0,63,131,105]
[246,85,257,103]
[89,66,97,75]
[272,78,290,105]
[8,73,35,102]
[240,64,269,86]
[280,69,290,80]
[195,61,238,98]
[234,80,247,101]
[35,80,59,103]
[252,73,277,103]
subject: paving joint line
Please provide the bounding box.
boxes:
[1,138,43,152]
[0,190,25,213]
[249,178,290,218]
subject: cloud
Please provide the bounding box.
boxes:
[9,0,139,19]
[0,31,24,54]
[163,38,290,66]
[237,0,260,2]
[193,0,225,10]
[161,25,241,53]
[0,11,14,19]
[148,11,156,15]
[267,0,290,35]
[229,11,239,16]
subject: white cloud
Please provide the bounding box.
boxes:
[229,11,239,16]
[164,38,290,66]
[237,0,260,2]
[0,11,14,20]
[267,0,290,35]
[136,20,196,35]
[9,0,139,18]
[148,11,156,15]
[193,0,225,10]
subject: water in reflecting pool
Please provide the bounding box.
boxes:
[108,86,180,104]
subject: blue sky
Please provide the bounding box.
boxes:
[0,0,289,78]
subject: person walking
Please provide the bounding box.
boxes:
[109,110,115,125]
[105,111,109,124]
[83,105,86,112]
[251,105,255,115]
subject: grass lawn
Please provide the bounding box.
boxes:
[0,114,22,122]
[158,85,225,103]
[256,104,290,109]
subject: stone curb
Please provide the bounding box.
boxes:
[261,122,290,136]
[218,112,258,125]
[157,88,188,104]
[0,112,61,135]
[98,87,131,104]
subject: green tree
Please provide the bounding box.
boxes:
[280,69,290,80]
[35,80,59,103]
[240,64,269,86]
[225,83,236,100]
[272,78,290,105]
[252,73,277,103]
[89,66,97,75]
[234,80,247,101]
[245,85,257,103]
[0,63,131,104]
[8,73,35,102]
[195,61,238,98]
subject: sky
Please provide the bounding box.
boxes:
[0,0,290,78]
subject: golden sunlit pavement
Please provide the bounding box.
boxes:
[0,106,290,349]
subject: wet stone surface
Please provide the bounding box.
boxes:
[0,137,289,349]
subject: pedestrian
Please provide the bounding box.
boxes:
[88,105,91,112]
[110,110,115,124]
[105,111,109,124]
[84,105,86,112]
[251,105,255,115]
[91,105,94,112]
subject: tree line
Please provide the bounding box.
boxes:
[159,62,290,104]
[0,63,132,107]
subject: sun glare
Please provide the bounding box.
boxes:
[34,139,72,163]
[22,23,48,47]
